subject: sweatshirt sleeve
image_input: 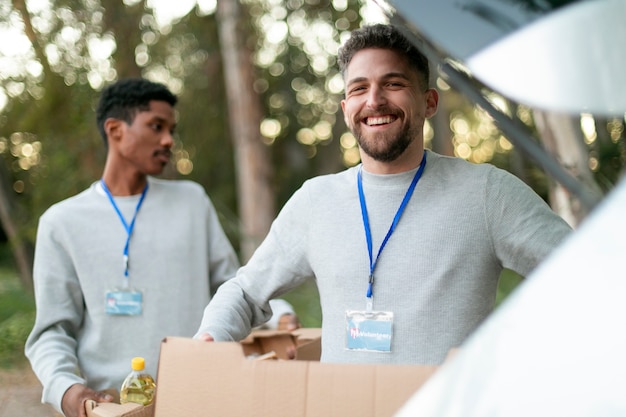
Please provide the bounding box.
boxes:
[24,211,87,415]
[485,167,573,276]
[195,183,314,341]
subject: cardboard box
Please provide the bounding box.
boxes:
[85,329,439,417]
[153,334,438,417]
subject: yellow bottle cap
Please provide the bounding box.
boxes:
[131,357,145,371]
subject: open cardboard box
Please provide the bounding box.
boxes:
[84,329,318,417]
[86,328,439,417]
[155,331,439,417]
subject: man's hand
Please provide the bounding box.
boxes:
[62,383,113,417]
[278,313,301,331]
[196,333,214,342]
[278,314,302,359]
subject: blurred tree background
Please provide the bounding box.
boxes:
[0,0,624,366]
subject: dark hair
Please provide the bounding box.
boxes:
[337,24,430,91]
[96,78,177,144]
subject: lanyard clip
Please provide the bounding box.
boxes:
[366,274,374,312]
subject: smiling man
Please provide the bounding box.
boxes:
[341,39,437,172]
[195,24,571,366]
[24,78,297,417]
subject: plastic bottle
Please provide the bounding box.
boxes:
[120,357,156,406]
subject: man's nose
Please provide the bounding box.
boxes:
[162,131,174,147]
[366,85,387,108]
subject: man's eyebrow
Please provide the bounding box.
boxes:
[148,115,170,123]
[346,72,411,87]
[381,72,411,81]
[147,115,177,129]
[346,76,368,87]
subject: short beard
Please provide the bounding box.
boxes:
[355,122,415,162]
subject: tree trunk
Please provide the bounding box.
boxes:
[533,110,603,227]
[0,161,34,292]
[102,0,144,78]
[216,0,275,262]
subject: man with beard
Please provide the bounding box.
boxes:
[25,78,298,417]
[195,24,572,365]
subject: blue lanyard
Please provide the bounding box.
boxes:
[357,151,427,309]
[100,179,149,281]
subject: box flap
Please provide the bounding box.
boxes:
[292,327,322,343]
[240,329,297,360]
[294,337,321,361]
[85,400,153,417]
[239,328,321,361]
[292,328,321,361]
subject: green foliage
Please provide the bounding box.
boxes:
[496,268,524,307]
[0,267,34,322]
[590,121,626,192]
[0,266,35,368]
[280,280,322,328]
[0,311,35,368]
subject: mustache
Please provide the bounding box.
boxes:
[154,148,172,157]
[357,107,403,120]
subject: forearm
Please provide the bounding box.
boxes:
[195,278,270,341]
[26,218,87,413]
[197,187,313,339]
[25,327,86,414]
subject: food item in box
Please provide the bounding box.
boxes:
[120,357,156,406]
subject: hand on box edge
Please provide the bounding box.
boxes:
[63,383,114,417]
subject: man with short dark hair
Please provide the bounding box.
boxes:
[195,24,572,366]
[25,78,297,417]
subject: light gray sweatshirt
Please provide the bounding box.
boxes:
[196,151,572,365]
[25,177,239,414]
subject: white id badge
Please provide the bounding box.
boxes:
[105,289,143,315]
[345,310,393,352]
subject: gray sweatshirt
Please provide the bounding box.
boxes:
[196,151,572,365]
[25,177,239,414]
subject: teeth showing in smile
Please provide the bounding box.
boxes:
[365,116,395,126]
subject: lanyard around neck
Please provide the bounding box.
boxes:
[357,151,427,310]
[100,179,149,282]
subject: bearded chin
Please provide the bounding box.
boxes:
[356,123,416,163]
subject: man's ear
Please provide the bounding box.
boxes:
[341,99,349,126]
[104,118,123,144]
[424,88,439,118]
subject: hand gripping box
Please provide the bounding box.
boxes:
[153,332,439,417]
[85,401,153,417]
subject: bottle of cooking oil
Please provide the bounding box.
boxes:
[120,357,156,406]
